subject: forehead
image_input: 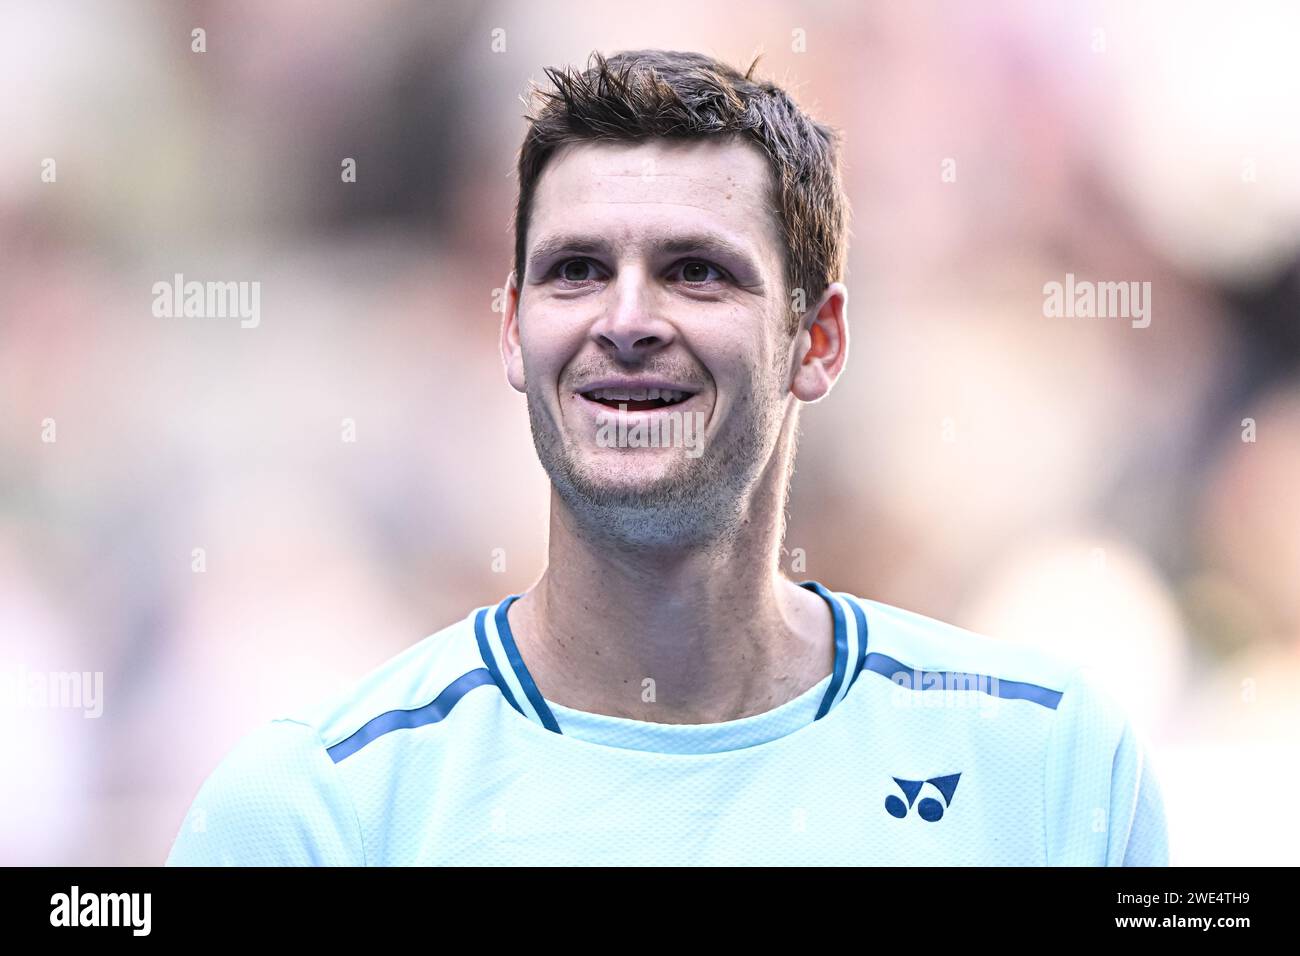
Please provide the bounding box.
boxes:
[529,137,781,259]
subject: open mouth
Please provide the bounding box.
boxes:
[580,387,697,412]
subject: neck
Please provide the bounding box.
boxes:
[508,418,834,724]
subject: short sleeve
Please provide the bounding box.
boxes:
[1110,719,1170,866]
[165,719,365,866]
[1044,668,1170,866]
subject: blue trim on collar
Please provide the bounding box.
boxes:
[474,606,524,717]
[483,580,861,734]
[844,594,870,693]
[799,580,850,719]
[494,595,562,733]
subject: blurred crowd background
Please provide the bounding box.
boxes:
[2,0,1298,865]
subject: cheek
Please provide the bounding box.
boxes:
[696,325,779,390]
[519,315,580,378]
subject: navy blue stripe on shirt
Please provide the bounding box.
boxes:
[474,606,525,717]
[859,652,1064,709]
[326,668,495,763]
[494,596,562,734]
[801,581,849,720]
[845,596,870,693]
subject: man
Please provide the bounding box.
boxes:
[167,50,1169,866]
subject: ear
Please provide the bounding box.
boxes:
[790,281,848,403]
[501,270,526,393]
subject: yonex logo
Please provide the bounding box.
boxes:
[885,773,961,821]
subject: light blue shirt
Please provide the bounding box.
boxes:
[165,581,1169,865]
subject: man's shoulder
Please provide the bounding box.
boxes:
[167,604,503,864]
[842,591,1080,705]
[842,589,1149,795]
[279,602,495,757]
[844,589,1145,767]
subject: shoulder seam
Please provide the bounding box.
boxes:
[844,594,1069,707]
[321,667,496,763]
[1041,666,1090,866]
[309,616,487,751]
[273,717,368,866]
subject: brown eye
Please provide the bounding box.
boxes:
[560,259,596,282]
[680,260,722,283]
[682,261,708,282]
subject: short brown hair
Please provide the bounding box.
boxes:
[513,50,850,334]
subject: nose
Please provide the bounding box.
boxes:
[588,266,675,360]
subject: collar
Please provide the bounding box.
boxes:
[473,579,868,736]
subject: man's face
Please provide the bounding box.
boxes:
[503,137,799,540]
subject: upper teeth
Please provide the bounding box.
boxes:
[588,387,687,402]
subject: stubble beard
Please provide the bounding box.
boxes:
[525,362,790,551]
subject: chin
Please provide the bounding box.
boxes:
[580,451,690,482]
[562,462,696,505]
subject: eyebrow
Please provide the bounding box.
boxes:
[525,232,763,282]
